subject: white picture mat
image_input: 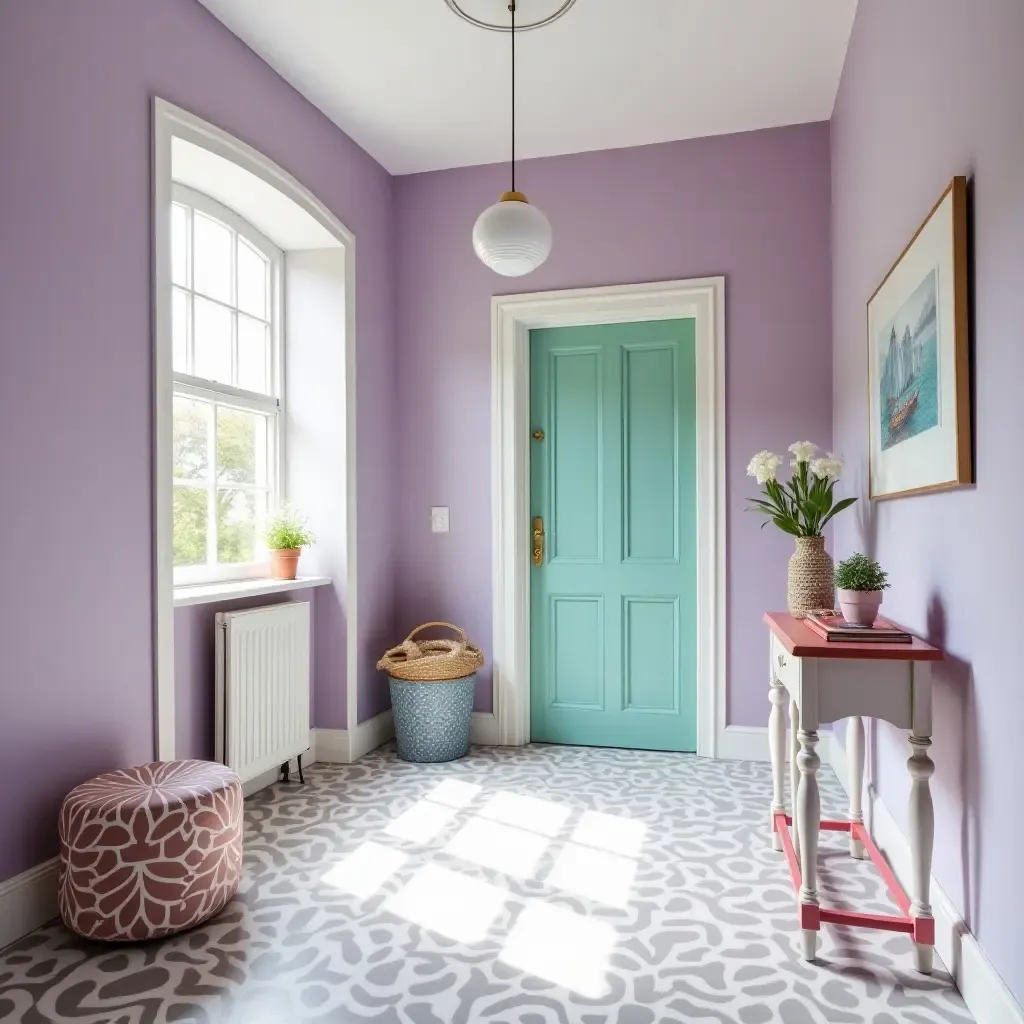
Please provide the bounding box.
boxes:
[868,190,958,497]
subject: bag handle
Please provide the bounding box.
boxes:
[405,622,467,647]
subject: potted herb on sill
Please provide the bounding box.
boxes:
[834,552,890,627]
[265,505,315,581]
[746,442,858,617]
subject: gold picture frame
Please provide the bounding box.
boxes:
[867,176,972,500]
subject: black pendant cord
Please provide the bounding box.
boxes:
[510,1,515,191]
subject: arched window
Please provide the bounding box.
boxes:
[170,185,283,584]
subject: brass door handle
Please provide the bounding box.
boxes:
[532,517,544,566]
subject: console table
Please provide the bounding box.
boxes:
[764,612,943,971]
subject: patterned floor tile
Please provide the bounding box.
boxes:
[0,745,973,1023]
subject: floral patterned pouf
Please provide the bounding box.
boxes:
[57,760,242,941]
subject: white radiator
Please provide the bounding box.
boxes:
[215,602,311,784]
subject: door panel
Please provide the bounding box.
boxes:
[530,319,697,752]
[550,595,604,710]
[622,597,679,713]
[623,343,678,562]
[549,349,603,562]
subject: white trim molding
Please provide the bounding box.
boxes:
[152,99,359,761]
[490,278,726,756]
[241,745,314,799]
[717,724,835,765]
[829,736,1023,1024]
[314,711,395,764]
[470,711,501,746]
[173,575,331,608]
[0,858,59,951]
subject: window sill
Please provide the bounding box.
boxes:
[173,575,332,608]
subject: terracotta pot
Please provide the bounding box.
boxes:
[269,548,301,580]
[837,588,883,627]
[787,536,834,618]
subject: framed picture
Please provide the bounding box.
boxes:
[867,176,972,500]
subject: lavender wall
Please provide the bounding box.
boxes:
[393,124,833,720]
[831,0,1024,1003]
[0,0,396,882]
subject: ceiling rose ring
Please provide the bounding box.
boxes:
[443,0,578,33]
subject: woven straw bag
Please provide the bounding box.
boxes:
[377,622,484,682]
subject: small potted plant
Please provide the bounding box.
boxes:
[265,505,315,580]
[834,552,890,626]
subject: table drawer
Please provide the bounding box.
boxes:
[771,632,801,694]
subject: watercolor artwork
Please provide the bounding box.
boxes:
[876,268,940,451]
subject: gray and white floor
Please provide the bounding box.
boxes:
[0,745,972,1023]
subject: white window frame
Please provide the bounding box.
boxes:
[171,183,285,586]
[154,98,359,763]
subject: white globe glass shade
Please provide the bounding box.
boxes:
[473,197,552,277]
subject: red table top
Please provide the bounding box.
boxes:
[764,612,943,661]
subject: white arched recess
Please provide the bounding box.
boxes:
[152,99,358,760]
[488,279,726,757]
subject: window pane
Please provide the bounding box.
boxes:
[216,406,269,485]
[217,488,266,564]
[173,485,208,567]
[172,288,189,373]
[173,396,210,480]
[193,297,232,384]
[171,203,188,287]
[237,315,269,394]
[237,237,267,319]
[193,211,232,303]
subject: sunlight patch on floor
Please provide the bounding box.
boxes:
[384,798,459,844]
[500,901,617,998]
[445,816,549,879]
[425,778,482,808]
[572,809,647,858]
[321,841,408,898]
[546,841,638,908]
[480,790,573,837]
[385,863,507,944]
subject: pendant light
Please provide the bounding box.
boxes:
[472,1,552,276]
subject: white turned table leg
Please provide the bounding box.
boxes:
[908,733,935,973]
[789,698,800,861]
[769,675,787,851]
[847,716,865,859]
[797,728,821,960]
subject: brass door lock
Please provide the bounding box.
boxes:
[532,517,544,566]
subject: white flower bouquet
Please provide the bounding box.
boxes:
[746,442,856,537]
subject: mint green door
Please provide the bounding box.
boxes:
[529,319,697,752]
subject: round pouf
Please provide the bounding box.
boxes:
[389,674,476,763]
[58,760,243,942]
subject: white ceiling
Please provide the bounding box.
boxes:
[199,0,858,176]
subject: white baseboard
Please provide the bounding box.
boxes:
[828,736,1023,1024]
[242,745,313,798]
[716,724,834,765]
[470,711,500,745]
[0,857,59,951]
[313,710,394,764]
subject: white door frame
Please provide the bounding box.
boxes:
[152,99,359,760]
[490,278,726,757]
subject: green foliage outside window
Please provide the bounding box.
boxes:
[173,399,267,567]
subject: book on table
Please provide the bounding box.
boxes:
[804,610,913,643]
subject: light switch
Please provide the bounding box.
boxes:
[430,506,450,534]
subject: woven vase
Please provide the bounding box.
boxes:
[787,536,834,618]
